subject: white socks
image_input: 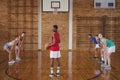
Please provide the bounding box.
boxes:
[50,67,54,74]
[57,67,60,73]
[101,55,104,61]
[50,67,60,74]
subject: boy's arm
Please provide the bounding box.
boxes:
[20,37,24,47]
[17,36,21,47]
[21,37,24,44]
[58,39,60,43]
[50,35,56,46]
[58,34,60,43]
[102,39,107,53]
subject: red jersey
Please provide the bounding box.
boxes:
[50,32,60,51]
[19,35,24,42]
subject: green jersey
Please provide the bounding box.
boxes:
[100,38,115,47]
[106,39,115,48]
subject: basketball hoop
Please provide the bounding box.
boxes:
[53,7,58,15]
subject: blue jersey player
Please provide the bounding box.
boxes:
[88,34,100,60]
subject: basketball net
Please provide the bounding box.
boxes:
[53,7,58,15]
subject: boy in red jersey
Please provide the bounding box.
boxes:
[49,25,61,77]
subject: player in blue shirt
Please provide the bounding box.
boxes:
[88,34,100,60]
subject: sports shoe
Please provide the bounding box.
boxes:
[104,65,111,70]
[16,57,21,62]
[49,73,54,77]
[8,60,15,64]
[56,73,60,77]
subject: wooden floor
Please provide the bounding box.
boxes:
[0,50,120,80]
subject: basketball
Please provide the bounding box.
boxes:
[44,42,51,50]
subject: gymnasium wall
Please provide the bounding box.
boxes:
[42,13,69,50]
[0,0,8,50]
[0,0,120,51]
[0,0,38,50]
[73,0,120,51]
[0,0,69,51]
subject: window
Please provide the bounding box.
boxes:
[96,2,101,8]
[108,3,114,7]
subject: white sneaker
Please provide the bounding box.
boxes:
[8,60,15,64]
[56,73,60,77]
[104,65,111,70]
[16,57,21,62]
[49,73,54,78]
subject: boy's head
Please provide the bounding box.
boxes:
[21,32,26,37]
[53,25,58,32]
[88,34,92,38]
[98,33,103,39]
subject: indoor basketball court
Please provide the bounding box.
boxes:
[0,0,120,80]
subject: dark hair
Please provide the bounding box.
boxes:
[22,32,26,34]
[96,34,98,37]
[53,25,58,30]
[88,34,92,37]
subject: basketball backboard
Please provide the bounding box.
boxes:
[42,0,69,12]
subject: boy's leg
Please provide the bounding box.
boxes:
[94,48,97,57]
[17,46,20,57]
[15,46,18,57]
[50,58,54,77]
[15,46,21,61]
[56,57,60,77]
[56,58,60,67]
[100,48,105,63]
[6,49,15,64]
[6,49,12,61]
[93,44,99,60]
[107,53,112,67]
[104,51,107,65]
[104,52,112,70]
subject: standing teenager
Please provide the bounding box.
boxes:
[49,25,61,77]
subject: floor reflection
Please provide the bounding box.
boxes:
[0,51,120,80]
[68,51,72,80]
[5,62,21,80]
[101,66,111,80]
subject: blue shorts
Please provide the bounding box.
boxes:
[3,44,9,50]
